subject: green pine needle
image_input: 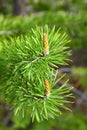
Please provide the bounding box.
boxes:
[0,25,73,122]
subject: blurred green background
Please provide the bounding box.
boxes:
[0,0,87,130]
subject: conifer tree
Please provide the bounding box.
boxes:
[0,26,73,122]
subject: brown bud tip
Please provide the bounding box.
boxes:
[43,33,49,56]
[44,79,50,97]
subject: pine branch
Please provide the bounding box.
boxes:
[0,25,73,122]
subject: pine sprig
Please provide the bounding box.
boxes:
[13,75,73,122]
[0,26,73,122]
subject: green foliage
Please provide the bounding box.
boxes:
[0,10,87,50]
[31,110,87,130]
[0,0,86,129]
[0,26,73,122]
[72,67,87,88]
[12,113,31,129]
[33,2,51,11]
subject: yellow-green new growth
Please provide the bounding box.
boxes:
[43,33,49,56]
[44,79,50,97]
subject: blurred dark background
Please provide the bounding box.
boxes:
[0,0,87,130]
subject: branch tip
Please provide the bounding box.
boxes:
[43,33,49,56]
[44,79,50,97]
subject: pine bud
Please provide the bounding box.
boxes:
[43,33,49,56]
[44,79,50,97]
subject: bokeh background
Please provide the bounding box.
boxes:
[0,0,87,130]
